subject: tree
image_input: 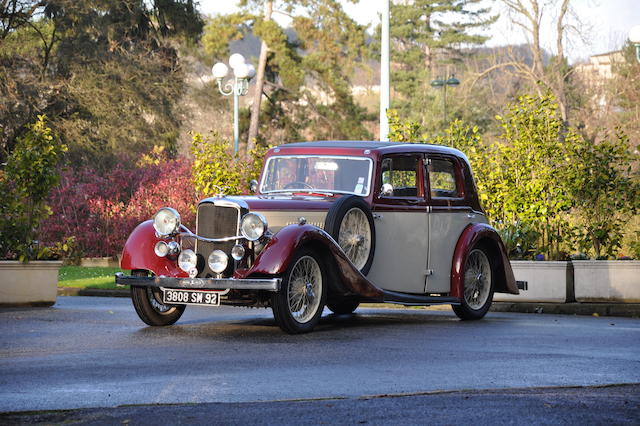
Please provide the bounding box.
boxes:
[487,0,579,124]
[387,0,496,129]
[0,0,204,168]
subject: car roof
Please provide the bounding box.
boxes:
[278,140,466,158]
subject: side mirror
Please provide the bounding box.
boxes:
[249,179,258,194]
[380,183,393,196]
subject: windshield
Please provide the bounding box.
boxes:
[260,155,373,196]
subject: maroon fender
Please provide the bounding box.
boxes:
[450,223,518,298]
[234,223,384,300]
[120,220,187,278]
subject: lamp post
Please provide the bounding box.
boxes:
[212,53,256,155]
[630,25,640,64]
[380,0,390,141]
[430,74,460,126]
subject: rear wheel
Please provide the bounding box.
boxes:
[327,297,360,315]
[271,248,327,334]
[130,270,185,326]
[452,247,494,321]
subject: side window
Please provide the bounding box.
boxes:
[428,158,460,198]
[380,156,418,197]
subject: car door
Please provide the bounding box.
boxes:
[367,154,430,294]
[424,155,475,293]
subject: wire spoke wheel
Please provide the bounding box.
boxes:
[463,249,492,310]
[324,195,376,275]
[130,270,185,326]
[453,246,494,321]
[337,207,372,271]
[287,256,322,324]
[272,248,327,334]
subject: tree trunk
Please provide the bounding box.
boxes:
[246,1,273,160]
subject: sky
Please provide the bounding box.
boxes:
[198,0,640,64]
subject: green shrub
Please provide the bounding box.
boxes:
[0,115,67,261]
[190,131,269,197]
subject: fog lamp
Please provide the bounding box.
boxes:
[231,244,245,261]
[154,241,169,257]
[208,250,228,273]
[178,249,197,274]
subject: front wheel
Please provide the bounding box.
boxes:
[452,247,494,321]
[130,270,186,326]
[271,248,327,334]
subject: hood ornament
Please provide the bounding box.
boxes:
[211,185,228,198]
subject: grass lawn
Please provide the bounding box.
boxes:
[58,266,122,289]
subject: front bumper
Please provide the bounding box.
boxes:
[115,272,281,292]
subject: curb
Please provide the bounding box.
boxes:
[57,287,129,298]
[490,302,640,318]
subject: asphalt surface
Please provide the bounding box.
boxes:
[1,296,639,421]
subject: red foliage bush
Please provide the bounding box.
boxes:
[39,159,198,257]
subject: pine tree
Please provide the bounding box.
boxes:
[389,0,496,127]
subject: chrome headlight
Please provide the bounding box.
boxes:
[178,249,197,275]
[208,249,228,273]
[240,212,267,241]
[153,207,181,236]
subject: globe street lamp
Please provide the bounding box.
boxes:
[430,74,460,126]
[212,53,256,155]
[629,25,640,64]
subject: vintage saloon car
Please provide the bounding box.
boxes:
[116,141,519,333]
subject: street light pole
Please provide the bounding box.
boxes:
[380,0,390,141]
[212,54,256,155]
[629,25,640,64]
[430,74,460,127]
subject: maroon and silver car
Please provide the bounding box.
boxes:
[116,141,519,333]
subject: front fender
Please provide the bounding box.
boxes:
[120,220,187,278]
[234,223,384,300]
[450,223,518,298]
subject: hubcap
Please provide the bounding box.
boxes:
[338,208,371,271]
[287,256,322,323]
[463,249,492,310]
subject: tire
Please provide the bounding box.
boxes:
[452,247,494,321]
[130,270,186,326]
[271,248,327,334]
[327,297,360,315]
[324,195,376,275]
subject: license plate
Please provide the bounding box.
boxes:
[162,289,221,306]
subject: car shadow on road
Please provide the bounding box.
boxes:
[131,308,468,342]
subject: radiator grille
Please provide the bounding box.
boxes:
[196,203,240,277]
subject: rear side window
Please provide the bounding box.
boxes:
[428,158,459,198]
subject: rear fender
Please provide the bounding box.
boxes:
[451,223,518,298]
[234,223,384,300]
[120,220,187,278]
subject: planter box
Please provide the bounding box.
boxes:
[573,260,640,303]
[80,257,120,268]
[0,260,63,307]
[494,261,573,303]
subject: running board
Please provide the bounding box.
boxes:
[381,290,460,306]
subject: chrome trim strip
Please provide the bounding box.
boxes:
[115,272,281,291]
[179,231,244,243]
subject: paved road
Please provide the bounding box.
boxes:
[1,296,639,415]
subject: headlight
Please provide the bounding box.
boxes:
[178,249,197,275]
[208,249,228,273]
[240,212,267,241]
[153,207,181,236]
